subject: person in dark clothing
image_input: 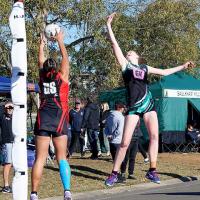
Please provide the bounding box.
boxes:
[120,122,143,181]
[0,101,14,194]
[186,123,200,144]
[69,99,85,157]
[138,139,149,163]
[81,98,100,159]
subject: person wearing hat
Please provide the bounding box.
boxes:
[0,101,14,193]
[68,99,85,157]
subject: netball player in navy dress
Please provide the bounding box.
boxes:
[105,13,194,186]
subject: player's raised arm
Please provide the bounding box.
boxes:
[106,13,128,68]
[53,31,70,82]
[148,61,195,76]
[38,33,46,68]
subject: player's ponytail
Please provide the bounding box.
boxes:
[43,58,57,72]
[43,58,58,81]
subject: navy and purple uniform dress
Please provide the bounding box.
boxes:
[122,62,155,116]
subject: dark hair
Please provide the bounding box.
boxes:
[87,97,92,104]
[115,102,125,110]
[138,57,147,65]
[75,98,81,104]
[14,0,23,2]
[43,58,57,73]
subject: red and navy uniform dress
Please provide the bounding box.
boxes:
[34,70,69,137]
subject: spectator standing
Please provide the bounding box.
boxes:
[81,98,100,160]
[138,138,149,163]
[105,103,125,161]
[0,101,14,193]
[120,121,143,181]
[98,102,111,156]
[69,99,85,157]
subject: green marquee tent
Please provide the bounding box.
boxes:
[99,72,200,139]
[150,72,200,132]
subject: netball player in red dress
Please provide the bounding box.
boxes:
[30,31,72,200]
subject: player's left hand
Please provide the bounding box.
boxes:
[52,30,64,42]
[183,61,195,69]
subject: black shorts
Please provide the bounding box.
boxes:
[35,130,68,137]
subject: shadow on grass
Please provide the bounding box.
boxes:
[71,170,105,181]
[45,165,109,181]
[74,156,112,163]
[98,157,113,162]
[44,165,59,171]
[158,172,198,182]
[70,165,110,176]
[143,192,200,196]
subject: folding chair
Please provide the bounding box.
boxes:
[183,132,200,153]
[27,136,55,166]
[161,131,186,152]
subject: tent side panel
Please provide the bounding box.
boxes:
[161,98,188,131]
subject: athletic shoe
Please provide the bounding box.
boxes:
[81,151,86,158]
[2,186,12,193]
[30,193,38,200]
[67,154,71,159]
[64,190,72,200]
[145,170,160,184]
[144,158,149,163]
[128,174,136,180]
[98,151,102,157]
[117,173,126,183]
[105,173,118,186]
[106,151,111,156]
[90,155,98,160]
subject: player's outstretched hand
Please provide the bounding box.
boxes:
[52,30,64,43]
[107,12,116,26]
[183,61,195,69]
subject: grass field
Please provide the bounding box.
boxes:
[1,152,200,200]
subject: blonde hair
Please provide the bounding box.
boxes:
[101,102,109,111]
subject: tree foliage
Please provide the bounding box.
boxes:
[134,0,200,81]
[0,0,200,101]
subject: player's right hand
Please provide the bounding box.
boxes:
[107,12,116,25]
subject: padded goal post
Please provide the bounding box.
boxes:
[9,1,28,199]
